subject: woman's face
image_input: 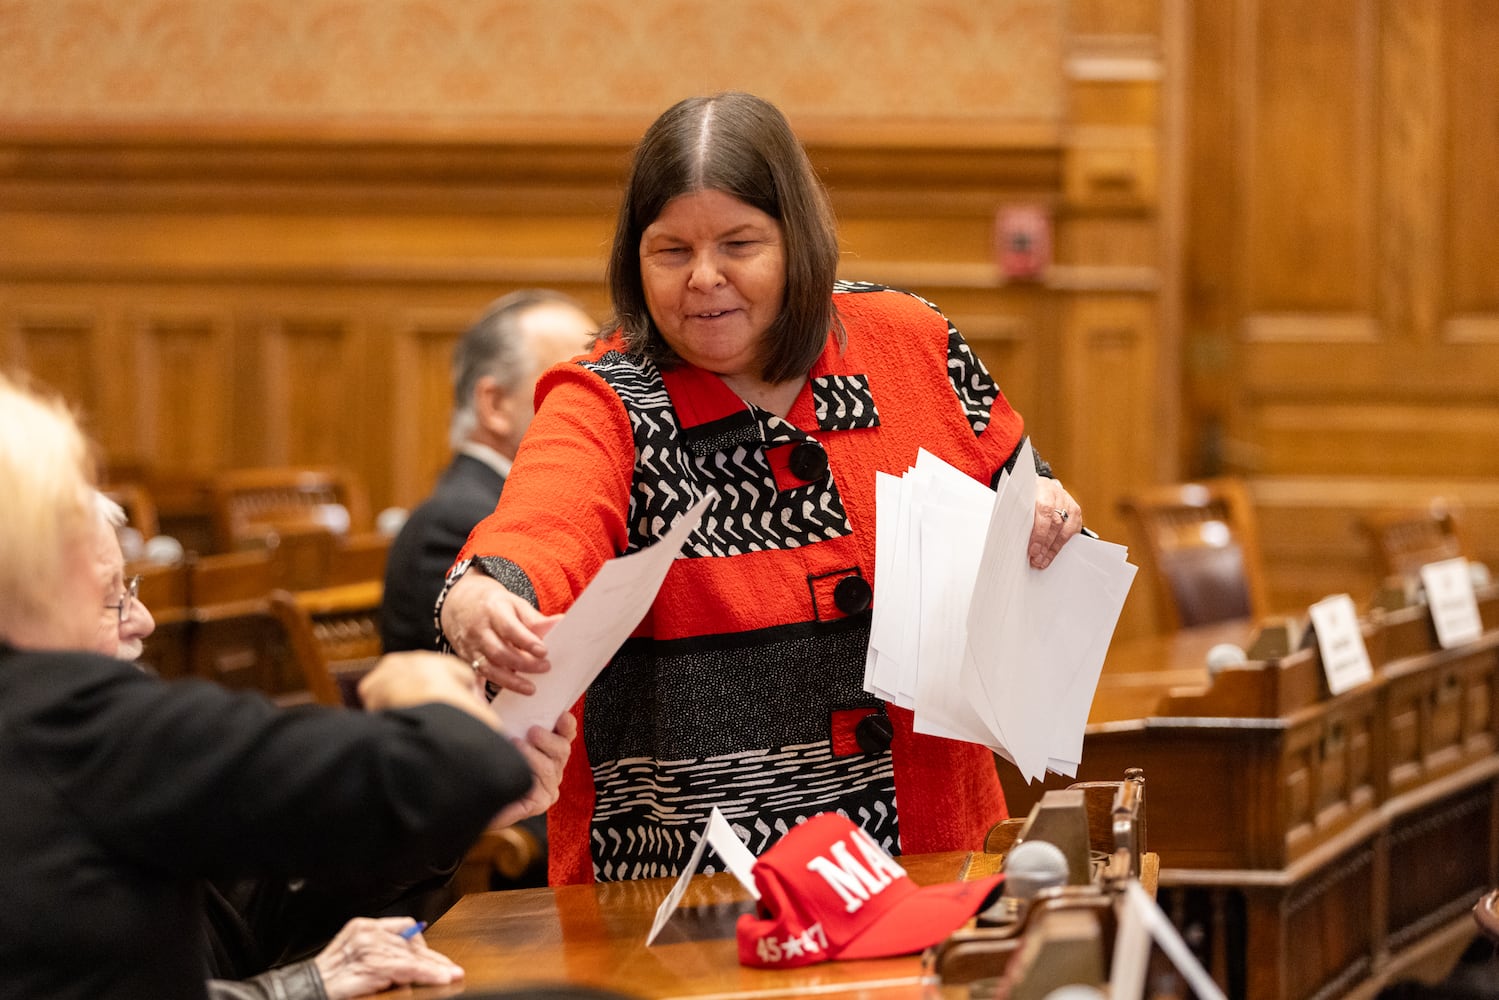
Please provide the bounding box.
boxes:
[639,188,786,379]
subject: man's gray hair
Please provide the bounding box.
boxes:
[449,289,590,449]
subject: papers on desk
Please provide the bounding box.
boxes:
[491,492,715,736]
[864,440,1137,783]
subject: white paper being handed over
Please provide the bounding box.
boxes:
[491,492,716,736]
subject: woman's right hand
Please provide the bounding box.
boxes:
[440,569,562,696]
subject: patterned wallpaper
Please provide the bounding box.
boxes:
[0,0,1063,124]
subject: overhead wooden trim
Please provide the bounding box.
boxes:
[0,117,1066,209]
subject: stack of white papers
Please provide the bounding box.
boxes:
[864,440,1136,783]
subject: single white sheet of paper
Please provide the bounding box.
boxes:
[1421,557,1483,649]
[645,807,759,946]
[492,492,715,735]
[1046,541,1137,772]
[1308,593,1374,696]
[869,470,914,705]
[1111,881,1227,1000]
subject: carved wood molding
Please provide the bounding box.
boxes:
[0,118,1065,212]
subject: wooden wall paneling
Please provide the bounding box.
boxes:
[1057,5,1171,637]
[134,301,239,477]
[1252,476,1499,616]
[1243,0,1375,317]
[1060,292,1161,636]
[389,309,471,511]
[1180,0,1499,628]
[1069,0,1163,40]
[1,301,104,435]
[1060,295,1158,544]
[1444,1,1499,321]
[257,308,370,495]
[0,122,1115,569]
[1379,0,1443,350]
[1182,0,1242,478]
[1252,399,1499,479]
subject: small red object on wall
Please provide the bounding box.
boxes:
[995,204,1051,281]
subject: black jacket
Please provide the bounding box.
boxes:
[0,645,530,1000]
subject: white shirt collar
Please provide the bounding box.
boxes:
[458,441,513,479]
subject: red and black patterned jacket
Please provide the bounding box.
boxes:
[451,281,1034,886]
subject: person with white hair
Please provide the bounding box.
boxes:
[89,491,469,1000]
[0,370,575,1000]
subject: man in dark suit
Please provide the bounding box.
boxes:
[381,290,595,655]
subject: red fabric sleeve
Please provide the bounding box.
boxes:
[456,361,636,614]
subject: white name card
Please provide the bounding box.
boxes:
[645,807,759,946]
[1308,594,1374,696]
[1420,557,1483,649]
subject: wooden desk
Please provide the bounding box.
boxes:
[1002,595,1499,1000]
[398,851,999,999]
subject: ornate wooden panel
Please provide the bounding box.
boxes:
[258,312,369,471]
[1185,0,1499,617]
[3,304,98,427]
[389,310,471,510]
[135,306,237,475]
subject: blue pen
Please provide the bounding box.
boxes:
[399,920,427,941]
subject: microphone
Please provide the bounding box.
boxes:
[1004,839,1071,900]
[1205,642,1248,675]
[143,534,186,566]
[117,526,145,563]
[980,839,1070,925]
[313,502,351,534]
[375,505,410,537]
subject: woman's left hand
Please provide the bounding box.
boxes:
[1029,479,1083,569]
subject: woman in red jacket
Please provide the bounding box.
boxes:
[440,92,1084,886]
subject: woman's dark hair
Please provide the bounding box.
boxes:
[605,91,843,384]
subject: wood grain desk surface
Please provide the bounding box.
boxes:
[393,850,1000,1000]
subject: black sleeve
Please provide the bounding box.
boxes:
[382,491,499,653]
[206,960,324,1000]
[22,658,532,884]
[992,436,1056,488]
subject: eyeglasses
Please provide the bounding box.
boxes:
[105,575,142,624]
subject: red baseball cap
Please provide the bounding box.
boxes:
[735,813,1004,969]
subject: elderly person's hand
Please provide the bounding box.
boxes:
[1029,479,1083,570]
[489,709,578,828]
[357,651,499,731]
[440,570,562,696]
[312,917,463,1000]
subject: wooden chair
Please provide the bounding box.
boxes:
[268,581,384,707]
[1117,477,1269,632]
[1358,499,1466,581]
[327,531,392,587]
[269,581,547,893]
[452,822,547,896]
[184,549,285,693]
[208,466,370,554]
[103,481,161,539]
[133,560,192,680]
